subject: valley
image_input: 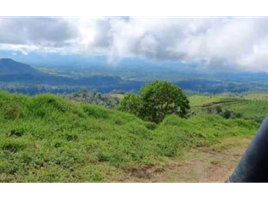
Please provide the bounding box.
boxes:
[2,58,268,95]
[0,58,267,182]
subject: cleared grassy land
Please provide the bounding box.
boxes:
[243,93,268,100]
[189,95,224,107]
[221,100,268,120]
[190,93,268,122]
[0,91,258,182]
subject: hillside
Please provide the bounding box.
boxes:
[0,58,142,94]
[190,93,268,123]
[0,58,42,76]
[0,91,258,182]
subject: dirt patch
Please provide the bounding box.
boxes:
[117,137,251,183]
[126,166,165,179]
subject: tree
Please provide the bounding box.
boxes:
[81,87,88,99]
[119,81,190,123]
[118,93,143,118]
[222,110,231,119]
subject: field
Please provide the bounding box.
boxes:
[222,100,268,120]
[190,93,268,122]
[0,91,259,182]
[189,95,227,107]
[243,93,268,100]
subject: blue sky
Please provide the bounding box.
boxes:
[1,17,268,72]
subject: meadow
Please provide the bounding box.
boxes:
[0,91,259,182]
[190,93,268,122]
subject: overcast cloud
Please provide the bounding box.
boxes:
[1,17,268,72]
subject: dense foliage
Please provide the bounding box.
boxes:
[119,81,190,123]
[64,88,120,108]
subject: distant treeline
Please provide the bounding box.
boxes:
[1,76,268,95]
[64,88,120,108]
[0,82,141,95]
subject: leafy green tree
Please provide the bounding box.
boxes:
[140,81,190,123]
[119,81,190,123]
[118,93,143,117]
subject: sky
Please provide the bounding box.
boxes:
[1,17,268,72]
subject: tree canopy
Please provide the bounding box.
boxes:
[119,81,190,123]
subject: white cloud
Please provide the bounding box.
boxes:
[0,18,79,45]
[104,18,268,72]
[1,17,268,72]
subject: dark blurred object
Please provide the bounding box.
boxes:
[227,114,268,182]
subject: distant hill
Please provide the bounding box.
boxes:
[1,58,266,95]
[0,58,143,93]
[0,58,42,76]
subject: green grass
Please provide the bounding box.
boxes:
[221,100,268,120]
[0,91,259,182]
[189,95,224,107]
[243,92,268,100]
[190,93,268,122]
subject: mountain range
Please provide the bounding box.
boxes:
[1,57,268,95]
[0,58,143,93]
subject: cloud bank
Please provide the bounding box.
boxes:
[1,17,268,72]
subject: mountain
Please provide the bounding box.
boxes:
[0,58,144,93]
[1,58,268,95]
[0,58,42,76]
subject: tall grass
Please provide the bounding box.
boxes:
[0,91,258,182]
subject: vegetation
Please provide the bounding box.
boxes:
[0,59,266,182]
[119,81,190,123]
[64,88,120,108]
[2,59,268,182]
[0,91,258,182]
[190,93,268,123]
[221,100,268,122]
[0,83,82,95]
[189,95,227,107]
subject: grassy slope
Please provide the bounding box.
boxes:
[243,93,268,100]
[190,93,268,121]
[0,91,258,182]
[189,95,225,107]
[222,100,268,119]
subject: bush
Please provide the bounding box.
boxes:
[220,109,243,119]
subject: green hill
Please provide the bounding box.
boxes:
[190,93,268,122]
[0,91,258,182]
[0,58,41,76]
